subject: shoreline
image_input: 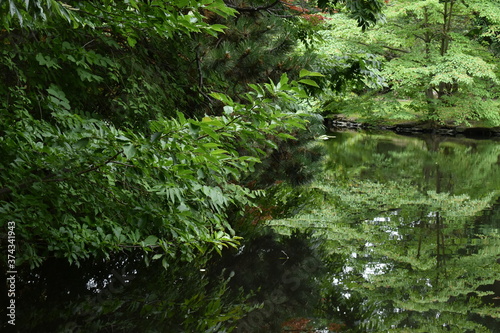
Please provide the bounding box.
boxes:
[325,116,500,139]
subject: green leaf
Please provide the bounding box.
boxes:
[298,79,320,88]
[210,149,228,155]
[203,142,220,148]
[204,0,238,17]
[143,235,158,246]
[209,92,233,105]
[209,24,227,32]
[200,127,219,141]
[74,137,90,149]
[277,133,297,140]
[116,135,130,142]
[37,54,60,69]
[299,69,324,78]
[127,36,137,47]
[46,84,65,99]
[123,144,137,159]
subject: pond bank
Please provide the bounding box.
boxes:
[325,115,500,138]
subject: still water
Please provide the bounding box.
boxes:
[266,130,500,332]
[10,130,500,332]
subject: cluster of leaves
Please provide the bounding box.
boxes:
[1,0,235,35]
[317,0,385,30]
[2,0,368,272]
[316,0,500,126]
[0,70,317,269]
[191,0,387,107]
[194,0,323,105]
[0,0,240,129]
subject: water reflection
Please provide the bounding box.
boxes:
[6,130,500,332]
[10,251,254,332]
[269,130,500,332]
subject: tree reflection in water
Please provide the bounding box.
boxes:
[268,130,500,332]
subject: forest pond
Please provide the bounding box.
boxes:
[263,130,500,332]
[12,130,500,332]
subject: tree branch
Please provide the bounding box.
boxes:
[355,40,410,53]
[196,114,244,141]
[0,151,123,196]
[109,161,136,167]
[381,45,410,53]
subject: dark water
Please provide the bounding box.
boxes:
[4,130,500,332]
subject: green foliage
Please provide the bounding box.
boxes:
[0,73,312,268]
[318,1,500,126]
[0,0,333,272]
[317,0,385,30]
[0,1,389,329]
[0,1,238,129]
[195,0,321,104]
[0,0,236,34]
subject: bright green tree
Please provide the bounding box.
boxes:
[320,0,500,126]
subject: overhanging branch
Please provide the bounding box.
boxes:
[0,151,123,196]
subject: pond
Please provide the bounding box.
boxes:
[7,130,500,332]
[263,130,500,332]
